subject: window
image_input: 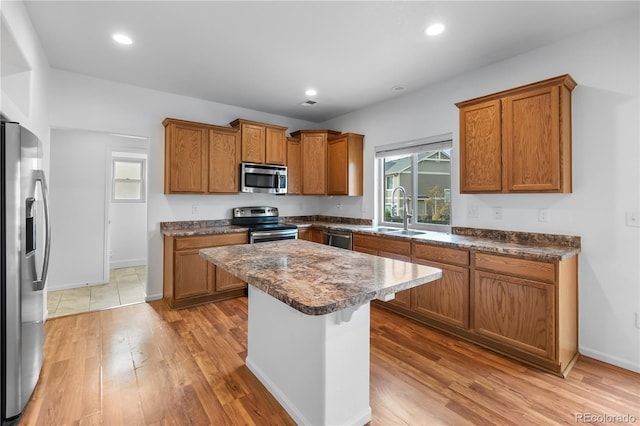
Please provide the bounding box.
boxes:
[112,158,146,202]
[376,134,452,231]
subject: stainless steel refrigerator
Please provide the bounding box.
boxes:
[1,118,50,424]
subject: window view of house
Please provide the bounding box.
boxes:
[380,145,451,228]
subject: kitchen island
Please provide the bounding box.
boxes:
[200,239,442,426]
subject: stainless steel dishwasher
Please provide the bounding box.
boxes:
[324,229,353,250]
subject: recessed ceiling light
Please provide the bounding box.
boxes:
[305,89,317,97]
[112,33,133,45]
[425,23,445,36]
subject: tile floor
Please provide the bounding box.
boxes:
[47,266,146,318]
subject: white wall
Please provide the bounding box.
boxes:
[47,70,324,301]
[48,129,149,289]
[109,151,148,269]
[324,17,640,373]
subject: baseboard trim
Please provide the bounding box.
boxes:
[579,346,640,373]
[110,259,146,269]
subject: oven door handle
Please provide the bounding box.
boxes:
[251,230,297,238]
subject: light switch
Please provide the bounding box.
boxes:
[626,211,639,227]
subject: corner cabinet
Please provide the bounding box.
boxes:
[456,74,576,193]
[163,118,240,194]
[163,233,248,309]
[230,118,287,165]
[327,133,364,196]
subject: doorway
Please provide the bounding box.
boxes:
[46,129,149,317]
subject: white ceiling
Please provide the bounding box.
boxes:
[23,1,638,123]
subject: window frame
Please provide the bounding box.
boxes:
[376,134,453,233]
[111,157,146,203]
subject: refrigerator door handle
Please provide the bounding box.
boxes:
[33,170,51,291]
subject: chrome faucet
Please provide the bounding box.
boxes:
[391,186,412,231]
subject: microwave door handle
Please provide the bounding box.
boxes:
[275,171,280,189]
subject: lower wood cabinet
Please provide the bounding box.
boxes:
[298,228,325,244]
[412,243,470,330]
[471,252,578,376]
[164,233,248,309]
[354,232,579,377]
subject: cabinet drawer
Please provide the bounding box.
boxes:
[474,253,555,283]
[413,243,469,266]
[175,233,248,251]
[353,234,411,256]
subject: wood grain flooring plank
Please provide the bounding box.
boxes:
[19,298,639,426]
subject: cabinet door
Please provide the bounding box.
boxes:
[473,270,555,360]
[301,133,327,195]
[209,128,240,193]
[241,123,265,164]
[265,127,286,165]
[327,136,348,195]
[165,122,208,193]
[502,86,561,192]
[299,229,324,244]
[215,266,246,292]
[412,260,469,329]
[459,99,502,193]
[174,249,214,300]
[286,138,301,194]
[327,134,363,196]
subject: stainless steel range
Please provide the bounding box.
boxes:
[232,206,298,243]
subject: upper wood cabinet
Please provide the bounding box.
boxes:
[286,137,302,195]
[456,74,576,193]
[291,129,341,195]
[230,118,287,165]
[163,118,240,194]
[327,133,364,196]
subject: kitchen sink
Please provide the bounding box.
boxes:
[387,229,428,236]
[362,226,398,233]
[361,227,428,236]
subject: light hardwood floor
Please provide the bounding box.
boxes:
[21,297,640,425]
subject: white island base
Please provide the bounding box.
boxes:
[246,286,372,426]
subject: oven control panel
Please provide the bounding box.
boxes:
[233,206,278,218]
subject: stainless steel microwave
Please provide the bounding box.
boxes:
[240,163,287,194]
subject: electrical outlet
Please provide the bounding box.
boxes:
[538,209,550,222]
[493,207,502,220]
[192,204,198,214]
[468,206,479,218]
[626,211,640,227]
[336,203,342,211]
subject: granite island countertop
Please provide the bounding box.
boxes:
[200,239,442,315]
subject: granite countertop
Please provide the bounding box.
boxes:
[288,221,580,262]
[161,220,248,237]
[200,239,442,316]
[162,217,580,262]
